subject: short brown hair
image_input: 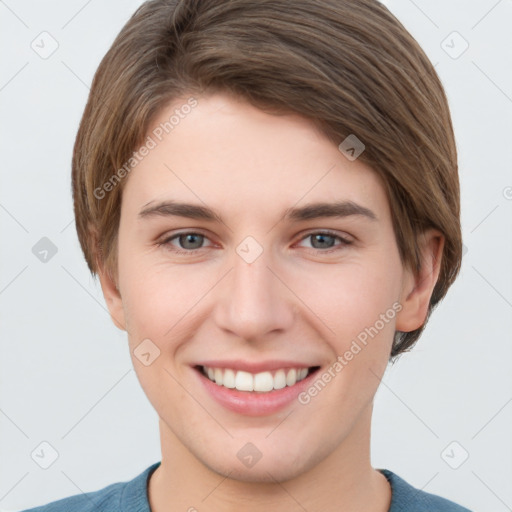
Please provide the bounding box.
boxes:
[72,0,462,358]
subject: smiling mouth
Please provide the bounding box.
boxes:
[195,365,321,393]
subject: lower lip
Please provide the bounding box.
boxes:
[194,367,319,416]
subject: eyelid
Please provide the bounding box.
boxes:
[298,228,353,241]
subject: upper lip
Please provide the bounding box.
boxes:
[194,360,320,374]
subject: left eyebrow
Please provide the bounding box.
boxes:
[138,199,377,223]
[283,201,378,222]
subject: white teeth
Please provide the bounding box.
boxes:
[223,369,236,389]
[254,371,274,392]
[235,371,254,391]
[202,366,311,392]
[286,368,297,386]
[274,369,287,390]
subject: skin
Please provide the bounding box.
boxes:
[97,92,444,512]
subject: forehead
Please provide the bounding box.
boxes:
[121,93,390,222]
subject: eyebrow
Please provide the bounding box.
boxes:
[138,199,377,223]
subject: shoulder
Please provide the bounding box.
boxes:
[18,481,123,512]
[18,462,161,512]
[379,469,473,512]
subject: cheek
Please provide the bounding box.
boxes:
[294,262,400,418]
[119,254,215,342]
[292,253,402,343]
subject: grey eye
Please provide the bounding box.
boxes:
[177,233,205,250]
[309,233,337,249]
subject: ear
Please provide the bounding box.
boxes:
[395,229,444,333]
[97,260,127,331]
[88,224,127,331]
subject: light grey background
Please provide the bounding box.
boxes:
[1,1,511,511]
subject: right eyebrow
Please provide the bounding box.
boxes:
[138,200,223,223]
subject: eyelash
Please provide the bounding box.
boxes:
[158,230,353,255]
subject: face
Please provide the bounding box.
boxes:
[100,92,438,483]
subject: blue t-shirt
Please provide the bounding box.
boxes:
[20,462,472,511]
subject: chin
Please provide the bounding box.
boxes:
[207,460,306,484]
[197,443,321,484]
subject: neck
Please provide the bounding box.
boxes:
[148,404,391,512]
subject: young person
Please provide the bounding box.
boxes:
[23,0,472,510]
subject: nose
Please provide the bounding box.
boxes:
[212,247,296,341]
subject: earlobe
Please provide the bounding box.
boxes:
[395,229,444,333]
